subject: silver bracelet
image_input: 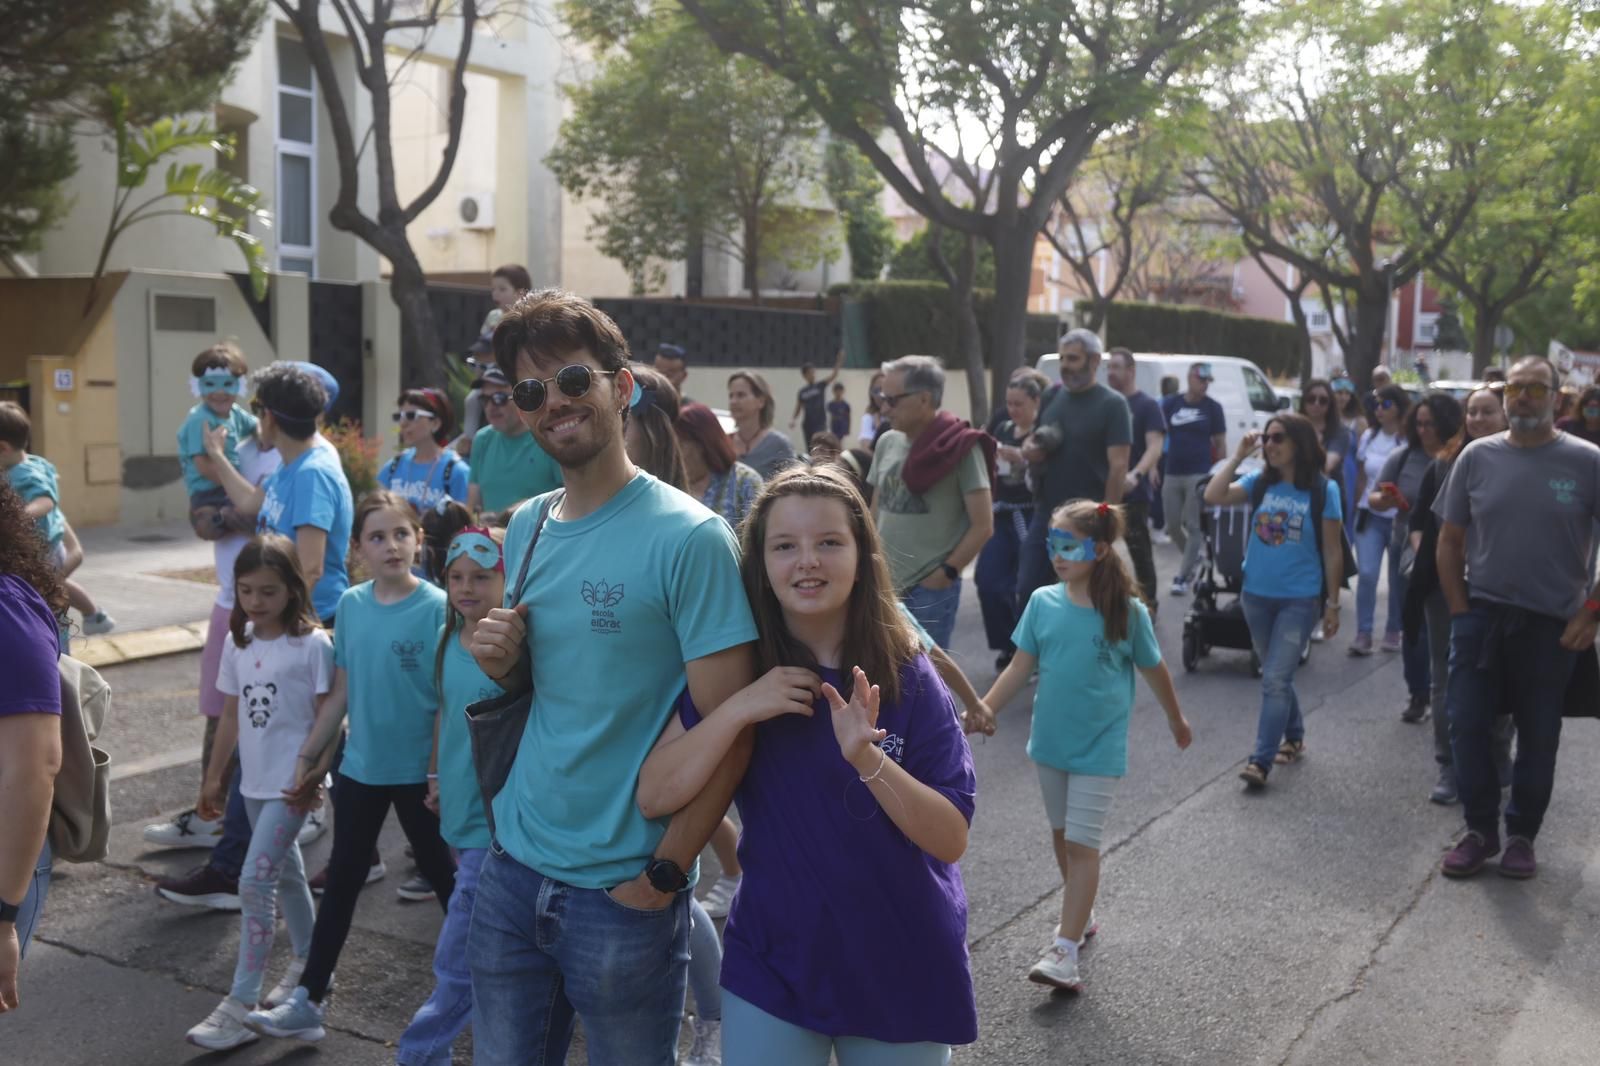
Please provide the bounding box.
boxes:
[858,746,888,784]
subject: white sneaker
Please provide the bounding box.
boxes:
[81,610,116,635]
[245,986,326,1042]
[684,1016,721,1066]
[186,997,259,1050]
[1078,911,1100,948]
[1169,577,1189,597]
[264,958,309,1009]
[1152,528,1172,545]
[700,874,741,920]
[296,808,327,847]
[142,809,222,849]
[1027,945,1084,992]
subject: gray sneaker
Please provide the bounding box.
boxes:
[397,873,436,902]
[1429,765,1458,805]
[245,986,325,1042]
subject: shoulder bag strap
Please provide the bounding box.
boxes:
[510,490,564,606]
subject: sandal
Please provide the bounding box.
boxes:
[1239,762,1268,789]
[1274,740,1307,765]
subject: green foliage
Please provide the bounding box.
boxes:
[88,91,271,309]
[887,227,997,289]
[837,281,1056,369]
[1104,301,1304,378]
[823,141,894,281]
[548,3,826,296]
[0,0,266,256]
[322,418,380,499]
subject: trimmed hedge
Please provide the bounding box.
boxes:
[1104,301,1304,378]
[838,280,1058,370]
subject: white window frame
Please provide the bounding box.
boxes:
[276,36,316,276]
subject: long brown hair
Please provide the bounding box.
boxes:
[740,465,918,703]
[0,479,66,616]
[433,525,506,704]
[627,363,687,490]
[676,402,737,474]
[1053,500,1139,644]
[230,534,321,647]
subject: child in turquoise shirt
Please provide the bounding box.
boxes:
[978,499,1192,996]
[177,343,259,540]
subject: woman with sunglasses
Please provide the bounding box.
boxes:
[858,371,888,449]
[379,389,467,517]
[1350,384,1410,656]
[1204,414,1343,788]
[727,370,798,479]
[1555,384,1600,448]
[1299,379,1354,639]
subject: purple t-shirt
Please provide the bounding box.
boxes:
[0,575,61,718]
[680,654,978,1045]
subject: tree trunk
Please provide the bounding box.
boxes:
[742,208,762,304]
[1471,308,1499,377]
[1286,299,1313,383]
[389,243,444,389]
[953,239,987,425]
[1346,287,1390,392]
[987,225,1036,410]
[686,225,704,299]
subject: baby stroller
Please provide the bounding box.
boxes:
[1180,472,1310,677]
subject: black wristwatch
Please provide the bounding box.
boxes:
[0,898,19,924]
[644,858,689,894]
[940,562,960,582]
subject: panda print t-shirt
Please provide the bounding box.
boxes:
[217,626,335,799]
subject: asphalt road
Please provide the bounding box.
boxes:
[9,540,1600,1065]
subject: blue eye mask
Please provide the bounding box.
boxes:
[445,529,504,574]
[1047,528,1097,563]
[192,372,244,397]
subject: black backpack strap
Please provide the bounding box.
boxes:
[509,491,564,607]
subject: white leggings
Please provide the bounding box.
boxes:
[1035,764,1119,849]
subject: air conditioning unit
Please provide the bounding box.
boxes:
[458,192,495,230]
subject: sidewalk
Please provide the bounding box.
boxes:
[68,520,217,667]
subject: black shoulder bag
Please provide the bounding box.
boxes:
[465,491,562,837]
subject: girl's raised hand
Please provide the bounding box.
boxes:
[822,666,885,766]
[732,667,820,724]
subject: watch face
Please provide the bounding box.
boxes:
[648,859,687,893]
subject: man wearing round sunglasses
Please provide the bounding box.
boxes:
[466,289,758,1063]
[1435,356,1600,881]
[466,365,562,516]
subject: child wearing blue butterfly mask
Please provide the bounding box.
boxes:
[246,490,454,1042]
[974,499,1191,995]
[178,343,260,540]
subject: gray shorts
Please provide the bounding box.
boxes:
[1035,763,1119,850]
[49,539,67,571]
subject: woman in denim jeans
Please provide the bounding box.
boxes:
[1350,385,1411,655]
[0,480,67,1012]
[1204,415,1345,789]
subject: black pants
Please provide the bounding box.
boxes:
[301,773,456,1001]
[1122,500,1159,608]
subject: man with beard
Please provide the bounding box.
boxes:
[1436,356,1600,880]
[1016,329,1132,610]
[467,290,759,1063]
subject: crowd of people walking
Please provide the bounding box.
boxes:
[4,276,1599,1063]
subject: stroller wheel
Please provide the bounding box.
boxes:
[1250,650,1264,679]
[1182,624,1200,672]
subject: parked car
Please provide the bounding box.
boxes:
[1034,351,1285,455]
[1427,379,1481,400]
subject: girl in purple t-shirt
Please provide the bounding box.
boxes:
[638,465,977,1064]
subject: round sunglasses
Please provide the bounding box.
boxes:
[512,368,617,412]
[513,364,619,412]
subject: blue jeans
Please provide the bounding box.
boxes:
[687,895,722,1023]
[901,578,963,650]
[1447,603,1575,841]
[233,798,314,1005]
[1354,513,1399,637]
[208,765,250,882]
[1241,593,1321,770]
[974,506,1031,652]
[722,991,952,1066]
[399,846,486,1066]
[16,839,51,957]
[467,844,691,1066]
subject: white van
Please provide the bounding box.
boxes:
[1034,351,1286,455]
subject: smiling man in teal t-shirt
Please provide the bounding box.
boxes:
[462,291,757,1065]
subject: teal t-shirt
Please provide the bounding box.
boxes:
[177,402,258,495]
[378,447,469,515]
[437,627,494,849]
[1237,471,1343,599]
[494,472,757,889]
[332,580,448,785]
[469,424,562,514]
[258,440,353,620]
[1012,586,1161,777]
[7,455,64,546]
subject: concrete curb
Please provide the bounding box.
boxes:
[73,620,209,667]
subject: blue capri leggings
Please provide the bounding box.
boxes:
[1035,764,1119,850]
[722,992,951,1066]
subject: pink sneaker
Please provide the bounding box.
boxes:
[1348,633,1374,657]
[1380,632,1402,652]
